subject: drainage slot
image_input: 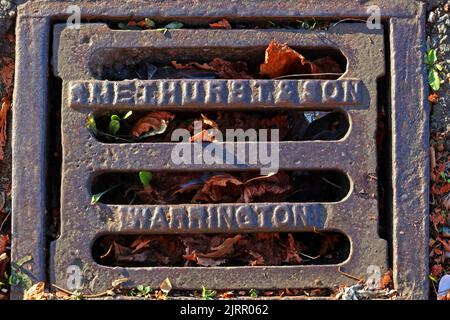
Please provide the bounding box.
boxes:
[88,110,349,143]
[91,170,350,204]
[92,232,350,267]
[90,46,347,80]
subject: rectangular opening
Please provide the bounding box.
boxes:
[92,232,350,267]
[88,110,349,143]
[91,170,351,205]
[90,46,347,80]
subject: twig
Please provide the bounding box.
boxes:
[330,19,370,28]
[322,178,342,189]
[99,243,113,259]
[0,211,10,231]
[338,266,364,282]
[51,283,112,299]
[299,252,320,260]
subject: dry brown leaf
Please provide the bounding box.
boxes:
[209,19,232,29]
[131,111,174,137]
[379,270,393,289]
[171,61,215,71]
[209,58,253,79]
[0,234,9,255]
[285,233,302,264]
[241,172,293,203]
[429,92,440,104]
[0,98,11,161]
[130,237,152,253]
[0,58,14,92]
[192,174,243,203]
[159,277,172,295]
[198,234,242,259]
[260,41,341,79]
[23,282,49,300]
[431,264,443,278]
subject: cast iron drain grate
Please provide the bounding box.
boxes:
[11,0,429,299]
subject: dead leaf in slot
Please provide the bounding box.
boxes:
[198,234,242,259]
[171,61,215,71]
[249,251,265,266]
[113,241,132,261]
[220,291,235,298]
[131,111,174,137]
[0,98,11,161]
[130,237,152,253]
[241,172,293,203]
[0,234,9,255]
[259,41,341,79]
[209,19,232,29]
[209,58,253,79]
[201,113,218,129]
[0,58,14,92]
[193,174,243,203]
[182,251,198,262]
[190,129,217,142]
[285,234,302,264]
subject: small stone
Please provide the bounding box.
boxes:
[429,11,437,23]
[445,3,450,12]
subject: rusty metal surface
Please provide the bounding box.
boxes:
[49,23,388,293]
[11,0,429,299]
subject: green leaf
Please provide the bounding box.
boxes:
[249,288,259,298]
[145,18,156,28]
[91,185,119,205]
[16,255,32,267]
[111,114,120,121]
[156,28,168,34]
[109,118,121,135]
[202,286,216,300]
[428,69,441,91]
[436,63,444,71]
[426,49,438,65]
[139,171,153,187]
[123,110,133,119]
[164,22,183,29]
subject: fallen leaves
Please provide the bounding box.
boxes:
[192,174,243,203]
[172,58,253,79]
[0,234,9,255]
[209,19,232,29]
[96,232,347,268]
[241,172,293,203]
[23,282,50,300]
[131,111,174,137]
[259,41,342,79]
[429,132,450,299]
